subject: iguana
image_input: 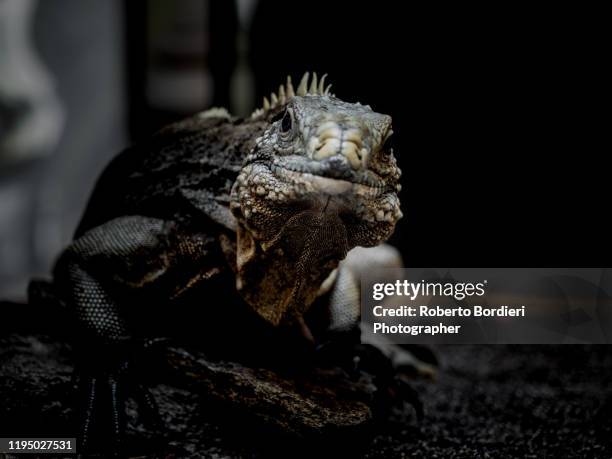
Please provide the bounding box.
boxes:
[31,73,429,452]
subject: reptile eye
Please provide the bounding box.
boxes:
[280,110,292,133]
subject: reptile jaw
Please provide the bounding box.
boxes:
[269,164,386,198]
[308,175,353,194]
[270,156,389,192]
[276,168,353,195]
[231,160,402,251]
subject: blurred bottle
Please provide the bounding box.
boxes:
[146,1,211,114]
[0,0,64,166]
[127,0,215,138]
[125,0,260,137]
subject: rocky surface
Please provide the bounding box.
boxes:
[0,332,380,457]
[366,345,612,458]
[1,330,612,458]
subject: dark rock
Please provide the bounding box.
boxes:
[162,346,376,438]
[0,332,378,457]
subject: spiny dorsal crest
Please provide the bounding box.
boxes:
[251,72,333,119]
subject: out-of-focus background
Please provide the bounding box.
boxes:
[0,0,606,299]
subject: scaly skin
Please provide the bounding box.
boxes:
[231,73,401,325]
[32,73,416,454]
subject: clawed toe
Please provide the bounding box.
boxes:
[75,357,164,455]
[394,376,424,420]
[373,374,424,421]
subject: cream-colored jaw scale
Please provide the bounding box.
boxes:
[251,72,333,118]
[309,175,353,194]
[309,121,368,170]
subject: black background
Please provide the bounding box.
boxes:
[250,2,608,267]
[128,1,608,267]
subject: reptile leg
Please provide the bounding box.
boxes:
[325,245,438,380]
[55,270,157,452]
[316,244,435,418]
[52,217,174,454]
[355,341,425,419]
[313,329,425,419]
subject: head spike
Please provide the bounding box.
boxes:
[318,74,327,94]
[309,72,318,94]
[259,73,333,113]
[286,75,295,98]
[297,72,309,96]
[278,84,286,104]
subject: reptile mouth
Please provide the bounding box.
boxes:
[269,156,392,195]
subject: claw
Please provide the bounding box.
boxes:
[395,360,438,381]
[135,383,163,432]
[395,377,424,420]
[78,376,98,451]
[362,328,438,380]
[108,376,124,452]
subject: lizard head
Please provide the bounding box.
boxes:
[231,73,402,254]
[229,73,402,326]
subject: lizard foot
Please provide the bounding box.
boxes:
[315,338,427,420]
[354,342,425,420]
[74,342,165,455]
